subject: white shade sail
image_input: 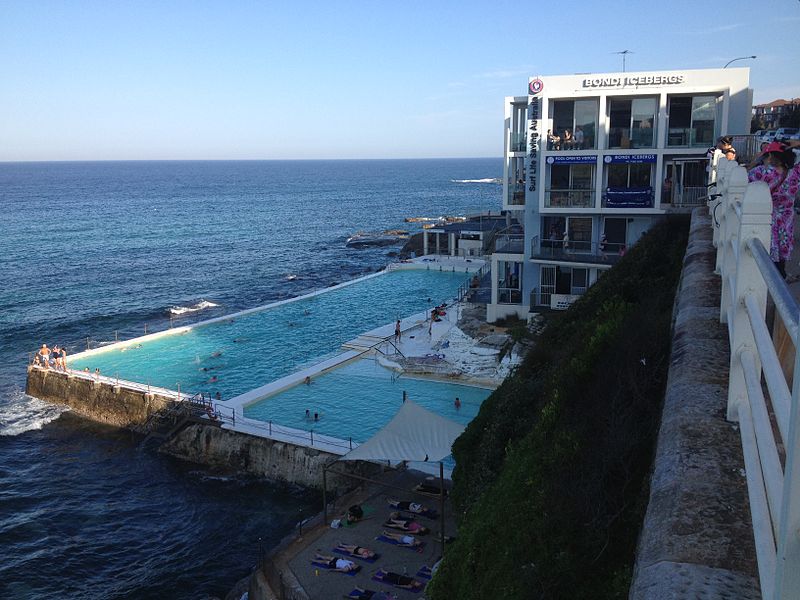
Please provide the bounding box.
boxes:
[341,400,465,463]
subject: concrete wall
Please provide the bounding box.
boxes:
[160,423,379,490]
[26,366,174,428]
[629,209,759,598]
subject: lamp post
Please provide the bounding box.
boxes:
[724,55,756,68]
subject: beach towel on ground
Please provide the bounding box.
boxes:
[416,565,433,580]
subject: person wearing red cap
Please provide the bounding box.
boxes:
[748,141,798,278]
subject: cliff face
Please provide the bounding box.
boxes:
[25,367,173,427]
[159,423,376,489]
[427,218,691,599]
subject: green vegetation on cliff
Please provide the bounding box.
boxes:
[428,218,689,599]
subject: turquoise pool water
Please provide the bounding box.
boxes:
[70,269,466,399]
[243,358,491,444]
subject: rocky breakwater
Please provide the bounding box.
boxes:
[25,366,174,428]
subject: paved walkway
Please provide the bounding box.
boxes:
[266,469,454,599]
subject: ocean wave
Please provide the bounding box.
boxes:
[451,178,501,184]
[0,389,68,436]
[169,300,219,316]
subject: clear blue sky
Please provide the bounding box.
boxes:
[2,0,798,161]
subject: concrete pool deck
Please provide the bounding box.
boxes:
[251,468,455,600]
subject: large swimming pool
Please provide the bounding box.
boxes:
[69,269,467,399]
[243,358,491,444]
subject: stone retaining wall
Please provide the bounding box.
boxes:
[25,366,174,427]
[160,423,378,489]
[629,209,759,598]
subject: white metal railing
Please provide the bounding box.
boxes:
[711,155,800,598]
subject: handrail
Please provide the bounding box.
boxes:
[710,154,800,598]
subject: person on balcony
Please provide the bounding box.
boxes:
[562,129,574,150]
[547,129,560,150]
[574,126,584,149]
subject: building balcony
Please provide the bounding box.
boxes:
[495,234,525,254]
[506,184,526,206]
[530,235,623,265]
[666,127,715,148]
[545,139,596,151]
[544,189,596,209]
[510,132,527,152]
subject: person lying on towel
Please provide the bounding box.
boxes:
[313,553,359,573]
[335,543,377,560]
[373,569,424,591]
[379,530,423,548]
[384,516,429,535]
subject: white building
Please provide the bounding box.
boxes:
[487,67,752,322]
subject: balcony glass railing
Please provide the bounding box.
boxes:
[666,126,716,148]
[530,235,623,265]
[510,132,527,152]
[495,234,525,254]
[544,189,595,208]
[545,137,596,151]
[607,126,656,149]
[507,183,525,206]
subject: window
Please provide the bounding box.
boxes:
[668,95,718,147]
[498,261,522,304]
[608,98,657,148]
[551,99,598,149]
[607,163,652,188]
[546,163,595,207]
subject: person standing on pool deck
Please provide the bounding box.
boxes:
[395,319,401,341]
[454,397,461,410]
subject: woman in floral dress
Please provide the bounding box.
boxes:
[748,142,798,278]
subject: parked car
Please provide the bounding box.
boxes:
[758,130,777,144]
[775,128,799,142]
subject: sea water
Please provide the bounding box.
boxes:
[0,158,501,599]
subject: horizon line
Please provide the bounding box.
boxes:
[0,156,502,164]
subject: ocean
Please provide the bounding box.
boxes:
[0,159,502,599]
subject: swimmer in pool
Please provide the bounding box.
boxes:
[208,376,218,383]
[211,351,222,358]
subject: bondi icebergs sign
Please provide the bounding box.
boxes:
[583,74,685,88]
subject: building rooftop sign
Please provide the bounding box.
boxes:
[583,74,684,88]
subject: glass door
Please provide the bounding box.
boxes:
[540,265,556,307]
[567,217,592,252]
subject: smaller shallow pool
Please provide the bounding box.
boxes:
[243,358,492,445]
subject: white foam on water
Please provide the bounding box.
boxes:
[450,178,501,184]
[169,300,220,315]
[0,389,68,436]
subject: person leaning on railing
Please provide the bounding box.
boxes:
[747,140,800,279]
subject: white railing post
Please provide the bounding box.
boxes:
[726,176,772,421]
[719,164,749,323]
[775,340,800,597]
